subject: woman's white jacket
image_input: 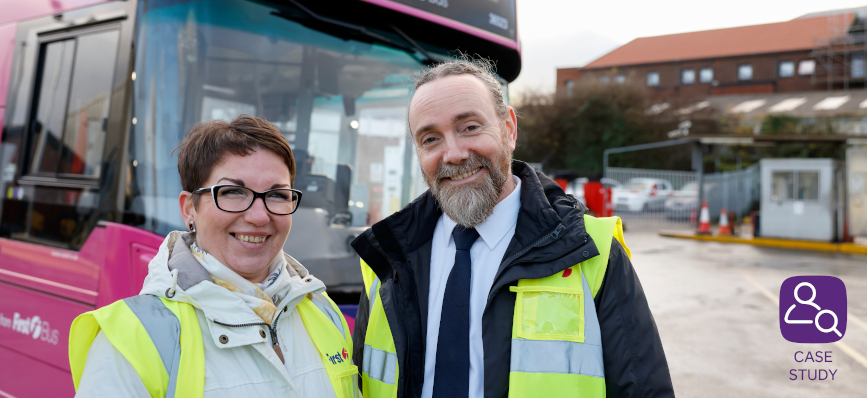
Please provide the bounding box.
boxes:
[75,231,341,398]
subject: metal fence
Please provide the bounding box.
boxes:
[603,165,760,227]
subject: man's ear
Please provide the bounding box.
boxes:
[179,191,196,227]
[504,106,518,152]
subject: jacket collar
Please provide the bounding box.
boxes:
[140,231,325,330]
[352,160,595,282]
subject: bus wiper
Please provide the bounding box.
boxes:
[388,24,436,66]
[272,0,435,66]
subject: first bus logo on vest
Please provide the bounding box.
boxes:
[329,349,347,364]
[780,276,847,343]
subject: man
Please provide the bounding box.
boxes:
[351,59,674,398]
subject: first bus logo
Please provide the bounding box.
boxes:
[328,349,347,364]
[0,312,60,345]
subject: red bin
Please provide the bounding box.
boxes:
[584,181,613,217]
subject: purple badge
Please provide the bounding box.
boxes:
[780,276,847,344]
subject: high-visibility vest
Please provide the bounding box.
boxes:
[69,293,359,398]
[359,215,630,398]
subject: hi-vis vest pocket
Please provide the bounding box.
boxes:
[509,286,585,343]
[334,365,360,398]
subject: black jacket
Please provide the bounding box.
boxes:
[352,161,674,398]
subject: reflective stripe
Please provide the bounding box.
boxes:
[310,294,346,339]
[124,295,183,398]
[510,339,603,378]
[579,269,602,346]
[362,344,397,385]
[368,276,380,317]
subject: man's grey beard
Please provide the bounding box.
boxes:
[424,151,511,228]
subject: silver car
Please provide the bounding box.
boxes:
[613,178,673,212]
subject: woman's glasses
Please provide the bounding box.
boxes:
[192,185,302,215]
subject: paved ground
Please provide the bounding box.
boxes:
[626,227,867,397]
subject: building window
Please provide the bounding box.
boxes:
[599,75,610,84]
[771,172,793,201]
[779,61,794,78]
[565,80,574,98]
[738,64,753,81]
[615,74,625,84]
[647,71,659,86]
[853,54,865,78]
[772,171,819,201]
[681,69,695,84]
[798,60,815,76]
[699,67,713,83]
[798,172,819,200]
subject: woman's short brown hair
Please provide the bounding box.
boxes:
[176,115,295,204]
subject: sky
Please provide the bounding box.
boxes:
[510,0,867,96]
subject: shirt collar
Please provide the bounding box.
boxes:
[444,175,522,250]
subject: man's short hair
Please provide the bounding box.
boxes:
[413,57,509,120]
[176,114,296,206]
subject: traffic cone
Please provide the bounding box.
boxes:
[697,202,711,234]
[717,208,732,235]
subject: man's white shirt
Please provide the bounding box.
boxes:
[422,175,521,398]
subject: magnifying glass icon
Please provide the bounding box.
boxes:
[815,310,843,337]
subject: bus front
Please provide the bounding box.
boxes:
[125,0,521,309]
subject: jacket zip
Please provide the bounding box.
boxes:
[487,223,565,303]
[213,308,286,363]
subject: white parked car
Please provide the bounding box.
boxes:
[564,177,622,204]
[664,181,699,220]
[613,178,673,212]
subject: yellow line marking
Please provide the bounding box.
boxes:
[660,231,867,255]
[849,313,867,334]
[742,274,779,305]
[835,340,867,369]
[741,273,867,370]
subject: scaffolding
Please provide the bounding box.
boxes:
[812,10,867,91]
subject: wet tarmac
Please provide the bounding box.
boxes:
[627,228,867,397]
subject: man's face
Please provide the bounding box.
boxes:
[409,74,518,227]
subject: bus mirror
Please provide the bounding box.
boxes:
[317,52,339,95]
[336,164,352,213]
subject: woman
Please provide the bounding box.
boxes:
[69,115,358,398]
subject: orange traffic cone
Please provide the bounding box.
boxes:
[717,208,732,235]
[697,202,711,234]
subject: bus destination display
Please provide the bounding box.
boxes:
[383,0,516,41]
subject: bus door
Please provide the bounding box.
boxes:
[0,2,140,397]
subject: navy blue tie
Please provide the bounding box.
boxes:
[432,226,480,398]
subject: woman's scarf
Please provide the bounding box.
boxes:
[190,242,290,324]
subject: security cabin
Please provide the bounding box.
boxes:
[760,159,843,242]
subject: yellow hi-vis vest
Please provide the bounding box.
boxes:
[69,293,359,398]
[359,215,630,398]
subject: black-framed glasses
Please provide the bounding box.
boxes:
[192,185,302,215]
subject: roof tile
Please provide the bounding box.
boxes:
[584,16,843,69]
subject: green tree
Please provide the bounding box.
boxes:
[514,83,692,173]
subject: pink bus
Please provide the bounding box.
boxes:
[0,0,519,396]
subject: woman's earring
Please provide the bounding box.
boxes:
[188,221,196,233]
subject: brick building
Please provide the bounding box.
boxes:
[557,7,867,99]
